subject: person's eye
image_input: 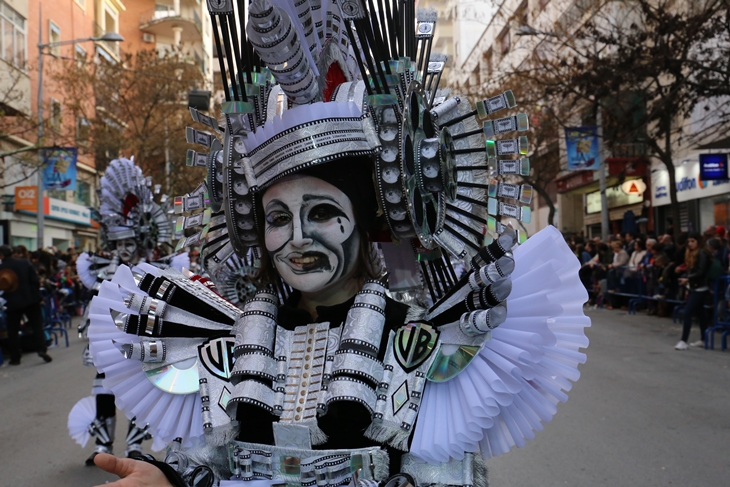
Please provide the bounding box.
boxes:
[309,204,346,223]
[266,211,291,227]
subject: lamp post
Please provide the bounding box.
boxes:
[514,23,610,241]
[35,5,123,249]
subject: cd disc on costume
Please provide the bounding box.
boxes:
[145,357,200,394]
[427,345,481,382]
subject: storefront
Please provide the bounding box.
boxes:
[651,158,730,234]
[556,159,651,237]
[3,191,99,251]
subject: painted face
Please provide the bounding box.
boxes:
[116,238,138,263]
[262,175,360,294]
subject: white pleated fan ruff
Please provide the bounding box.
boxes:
[76,252,98,290]
[68,395,96,447]
[87,263,204,451]
[169,253,191,273]
[410,226,590,463]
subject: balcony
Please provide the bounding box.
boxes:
[94,22,121,60]
[140,5,203,44]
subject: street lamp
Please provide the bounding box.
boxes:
[35,6,123,250]
[514,23,610,242]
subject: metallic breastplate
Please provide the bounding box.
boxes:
[227,282,388,446]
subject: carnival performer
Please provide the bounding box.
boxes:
[85,1,590,486]
[69,157,188,465]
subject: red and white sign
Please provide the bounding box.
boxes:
[620,179,647,196]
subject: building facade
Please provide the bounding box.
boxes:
[0,0,214,251]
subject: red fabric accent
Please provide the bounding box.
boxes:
[323,63,347,102]
[122,194,140,216]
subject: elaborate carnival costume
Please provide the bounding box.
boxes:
[69,158,189,464]
[87,1,590,486]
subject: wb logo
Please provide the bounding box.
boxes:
[394,321,439,373]
[198,337,236,380]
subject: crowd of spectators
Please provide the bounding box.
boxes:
[570,225,730,350]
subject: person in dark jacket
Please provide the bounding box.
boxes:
[675,234,712,350]
[0,245,52,364]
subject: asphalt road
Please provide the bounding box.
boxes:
[0,308,728,487]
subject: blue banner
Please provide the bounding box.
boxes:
[564,126,599,171]
[42,147,77,191]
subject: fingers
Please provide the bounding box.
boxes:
[94,453,137,478]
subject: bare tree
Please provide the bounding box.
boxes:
[52,49,209,195]
[505,0,730,235]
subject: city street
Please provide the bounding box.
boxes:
[0,308,728,487]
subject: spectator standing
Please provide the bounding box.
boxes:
[0,245,52,364]
[606,241,630,309]
[675,233,712,350]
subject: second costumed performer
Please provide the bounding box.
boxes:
[69,157,189,465]
[86,1,590,486]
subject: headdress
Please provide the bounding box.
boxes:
[178,0,533,300]
[77,158,186,292]
[99,157,174,249]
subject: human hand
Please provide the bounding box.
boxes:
[94,454,173,487]
[678,278,688,286]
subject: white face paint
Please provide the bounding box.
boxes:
[262,175,360,294]
[116,238,138,264]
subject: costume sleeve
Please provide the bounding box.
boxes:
[87,262,240,450]
[409,226,590,463]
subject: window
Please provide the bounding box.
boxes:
[498,28,510,55]
[75,44,86,67]
[75,181,92,206]
[50,99,62,131]
[515,1,528,26]
[76,116,90,142]
[49,21,61,56]
[0,0,26,68]
[75,0,86,9]
[48,189,67,200]
[483,49,493,76]
[101,4,119,56]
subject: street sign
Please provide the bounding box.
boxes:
[621,179,646,196]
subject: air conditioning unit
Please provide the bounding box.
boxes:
[143,33,155,43]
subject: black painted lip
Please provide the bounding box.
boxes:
[283,250,332,273]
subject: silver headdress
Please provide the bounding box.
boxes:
[177,0,533,301]
[99,157,174,250]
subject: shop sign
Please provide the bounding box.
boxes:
[14,186,37,211]
[621,179,647,196]
[586,185,643,214]
[47,198,91,225]
[699,153,728,180]
[14,193,91,226]
[564,126,600,170]
[652,159,730,207]
[556,170,595,193]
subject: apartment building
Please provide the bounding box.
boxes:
[453,0,730,237]
[0,0,214,250]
